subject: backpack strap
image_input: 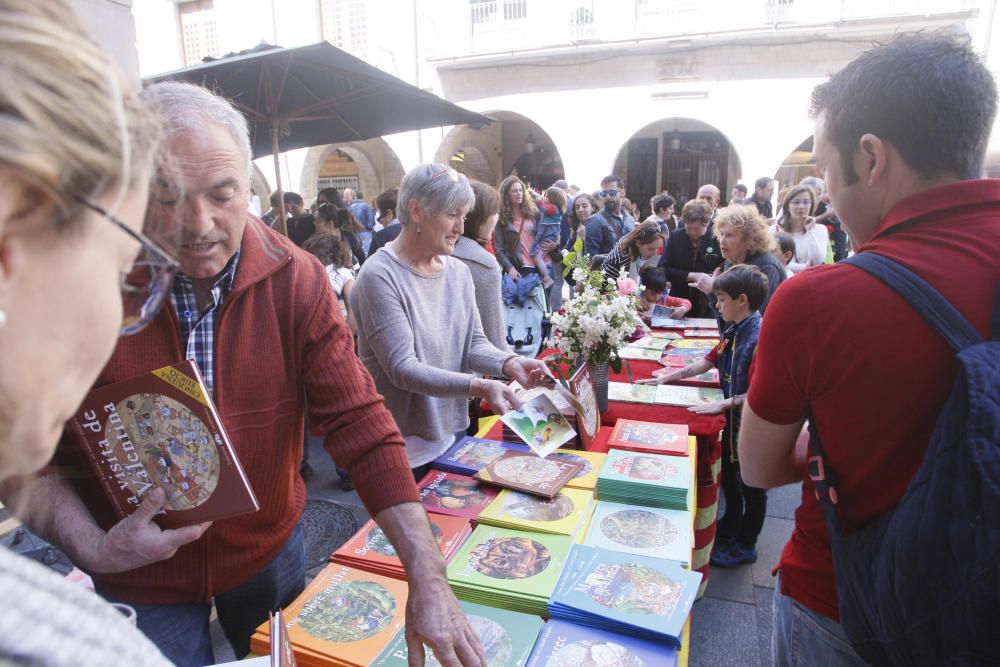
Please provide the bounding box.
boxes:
[844,252,983,352]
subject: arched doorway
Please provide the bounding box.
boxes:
[774,136,819,190]
[299,138,405,205]
[434,110,564,189]
[613,118,743,220]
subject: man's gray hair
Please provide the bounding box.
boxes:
[141,81,253,184]
[398,163,475,226]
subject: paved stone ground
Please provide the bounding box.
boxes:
[212,434,804,665]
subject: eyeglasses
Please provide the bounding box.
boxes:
[76,195,180,336]
[789,198,813,207]
[599,189,622,198]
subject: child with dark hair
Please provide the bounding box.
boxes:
[772,232,796,279]
[640,263,769,567]
[637,266,692,321]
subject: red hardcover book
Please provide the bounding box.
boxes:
[474,451,583,500]
[607,419,689,456]
[568,364,600,451]
[67,360,259,528]
[416,471,499,520]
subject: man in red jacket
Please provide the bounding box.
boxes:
[17,82,497,667]
[740,34,1000,665]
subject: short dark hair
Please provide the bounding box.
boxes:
[775,232,796,257]
[714,264,769,313]
[733,183,748,196]
[600,174,624,189]
[811,33,997,184]
[283,191,303,206]
[754,176,772,190]
[651,193,675,214]
[639,266,668,293]
[317,187,346,208]
[375,189,397,217]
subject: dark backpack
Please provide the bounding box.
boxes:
[807,252,1000,665]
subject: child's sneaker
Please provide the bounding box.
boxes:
[712,542,758,568]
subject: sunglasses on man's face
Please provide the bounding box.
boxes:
[600,189,622,198]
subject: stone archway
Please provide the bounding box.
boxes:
[612,117,744,218]
[434,125,500,186]
[774,136,818,189]
[299,138,405,204]
[436,143,496,185]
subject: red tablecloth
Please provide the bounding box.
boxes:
[488,345,726,596]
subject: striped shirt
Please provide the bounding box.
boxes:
[170,248,241,396]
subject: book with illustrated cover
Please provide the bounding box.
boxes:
[649,307,687,329]
[567,364,599,451]
[525,618,677,667]
[67,359,259,528]
[607,419,689,456]
[659,348,709,367]
[546,449,605,491]
[617,346,663,361]
[500,394,576,458]
[417,471,499,520]
[250,564,408,667]
[670,368,721,388]
[683,329,719,338]
[626,337,670,351]
[372,601,543,667]
[583,501,692,564]
[607,382,657,405]
[654,385,725,407]
[647,330,683,340]
[547,545,701,648]
[331,515,471,578]
[669,338,719,350]
[474,451,583,499]
[447,526,573,616]
[432,437,531,477]
[595,449,692,511]
[478,487,594,536]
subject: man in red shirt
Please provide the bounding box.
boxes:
[740,34,1000,665]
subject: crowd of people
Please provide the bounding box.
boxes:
[1,0,998,664]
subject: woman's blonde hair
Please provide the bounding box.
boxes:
[714,205,775,256]
[0,0,161,222]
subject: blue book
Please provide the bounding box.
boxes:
[547,545,701,647]
[526,618,677,667]
[583,501,691,565]
[432,436,531,476]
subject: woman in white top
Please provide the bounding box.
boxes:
[0,2,178,664]
[777,183,829,273]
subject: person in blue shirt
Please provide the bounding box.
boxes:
[344,187,377,253]
[641,263,769,567]
[583,174,636,257]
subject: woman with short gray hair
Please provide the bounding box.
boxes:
[351,164,552,478]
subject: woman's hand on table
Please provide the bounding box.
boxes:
[689,400,727,414]
[503,356,556,389]
[472,378,523,413]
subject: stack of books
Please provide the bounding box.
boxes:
[474,451,583,499]
[330,515,472,579]
[431,436,530,476]
[546,448,605,491]
[477,487,595,538]
[583,500,692,566]
[416,471,499,521]
[547,545,701,648]
[372,601,544,666]
[249,563,408,667]
[526,618,677,667]
[446,525,573,616]
[595,449,691,510]
[653,384,725,407]
[607,419,689,457]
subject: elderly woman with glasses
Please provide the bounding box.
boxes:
[657,199,724,317]
[0,1,177,664]
[777,184,829,273]
[351,164,552,479]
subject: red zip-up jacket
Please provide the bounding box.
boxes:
[53,217,417,604]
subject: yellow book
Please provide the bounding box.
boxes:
[477,487,594,536]
[548,448,606,491]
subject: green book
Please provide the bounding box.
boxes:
[447,526,572,598]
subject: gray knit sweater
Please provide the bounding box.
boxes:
[452,236,509,352]
[351,247,513,444]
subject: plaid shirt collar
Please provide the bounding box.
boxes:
[171,247,241,396]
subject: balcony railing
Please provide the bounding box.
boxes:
[449,0,977,58]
